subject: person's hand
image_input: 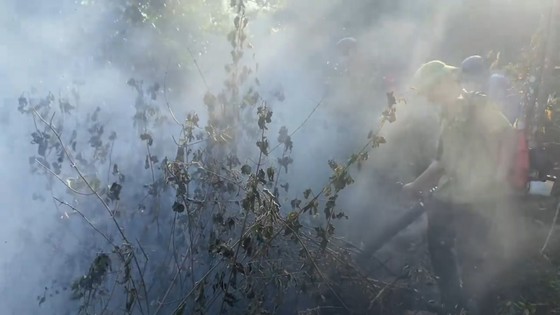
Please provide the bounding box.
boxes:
[401,181,422,201]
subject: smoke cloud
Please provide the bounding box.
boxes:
[0,0,549,313]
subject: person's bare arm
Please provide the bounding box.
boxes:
[403,134,446,198]
[404,159,445,194]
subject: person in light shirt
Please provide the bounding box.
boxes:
[403,60,515,314]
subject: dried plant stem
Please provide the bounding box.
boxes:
[33,110,151,314]
[541,197,560,254]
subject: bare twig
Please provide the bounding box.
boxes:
[34,110,128,240]
[179,195,197,289]
[297,110,391,217]
[367,276,401,310]
[541,197,560,254]
[282,218,352,313]
[161,214,271,315]
[186,46,210,91]
[52,196,115,246]
[100,277,119,315]
[218,127,266,314]
[33,109,151,314]
[136,239,149,262]
[35,159,95,196]
[107,139,115,183]
[145,143,156,184]
[169,213,184,289]
[162,63,183,127]
[270,94,326,154]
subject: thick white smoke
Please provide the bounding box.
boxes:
[0,0,548,313]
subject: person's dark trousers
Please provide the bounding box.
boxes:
[425,198,465,314]
[425,198,496,314]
